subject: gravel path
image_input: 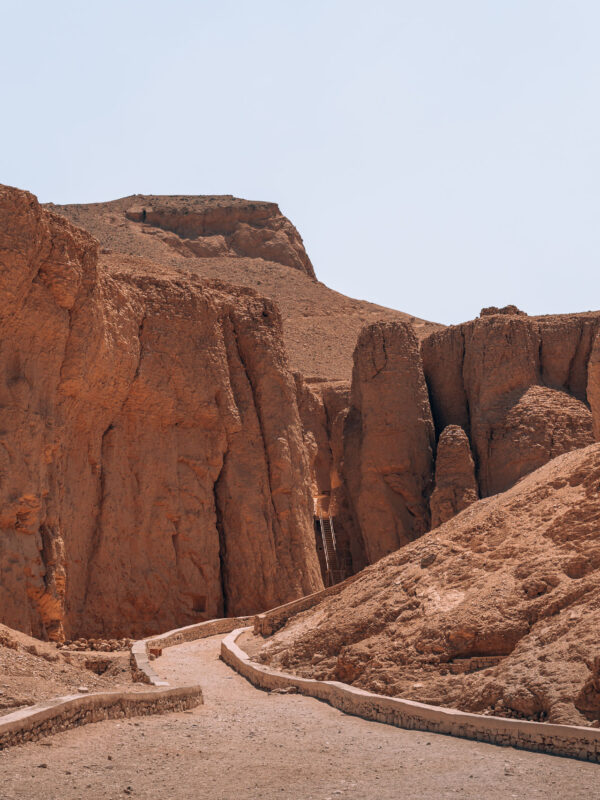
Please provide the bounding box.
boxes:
[0,633,598,799]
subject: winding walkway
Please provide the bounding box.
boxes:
[0,633,598,799]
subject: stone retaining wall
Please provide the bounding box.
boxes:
[253,576,360,636]
[131,616,251,686]
[0,686,202,750]
[222,627,600,764]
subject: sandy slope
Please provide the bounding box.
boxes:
[259,443,600,727]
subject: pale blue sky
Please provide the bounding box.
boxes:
[1,1,598,324]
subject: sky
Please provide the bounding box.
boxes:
[1,0,598,325]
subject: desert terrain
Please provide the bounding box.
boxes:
[1,182,599,795]
[1,634,598,800]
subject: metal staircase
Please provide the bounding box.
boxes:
[318,514,345,586]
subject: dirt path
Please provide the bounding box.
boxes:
[0,633,598,799]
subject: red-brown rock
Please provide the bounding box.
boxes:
[122,195,316,277]
[48,195,442,383]
[0,185,322,640]
[429,425,478,528]
[343,322,435,563]
[293,377,366,580]
[589,331,600,441]
[260,443,600,726]
[422,310,598,497]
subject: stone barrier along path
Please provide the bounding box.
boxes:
[0,686,202,750]
[3,584,600,762]
[1,616,252,750]
[131,616,252,685]
[221,627,600,764]
[253,574,360,635]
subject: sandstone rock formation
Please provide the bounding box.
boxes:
[588,331,600,441]
[421,308,598,497]
[429,425,478,528]
[293,376,366,579]
[327,308,598,572]
[343,322,435,563]
[260,443,600,727]
[48,196,441,382]
[0,185,322,641]
[121,195,317,278]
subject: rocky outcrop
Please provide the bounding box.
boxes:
[334,308,598,564]
[48,195,442,383]
[0,185,322,641]
[429,425,478,528]
[260,442,600,727]
[343,322,435,563]
[121,195,315,277]
[294,376,332,501]
[293,377,366,580]
[589,332,600,441]
[422,309,598,497]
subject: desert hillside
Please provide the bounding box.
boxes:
[47,194,441,382]
[259,443,600,727]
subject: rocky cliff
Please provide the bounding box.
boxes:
[327,308,598,570]
[589,331,600,441]
[422,307,597,497]
[0,185,322,640]
[121,195,317,277]
[48,195,441,382]
[343,322,435,563]
[429,425,478,528]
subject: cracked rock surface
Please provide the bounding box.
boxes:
[0,185,322,640]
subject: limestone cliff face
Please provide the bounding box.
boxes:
[335,309,598,568]
[589,331,600,441]
[343,322,435,563]
[293,377,366,578]
[429,425,478,528]
[0,185,322,640]
[120,194,315,278]
[422,309,597,497]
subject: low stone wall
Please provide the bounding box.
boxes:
[0,686,202,750]
[131,616,251,686]
[222,627,600,764]
[253,576,360,636]
[0,617,252,749]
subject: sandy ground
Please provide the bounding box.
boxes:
[0,633,598,800]
[0,625,135,718]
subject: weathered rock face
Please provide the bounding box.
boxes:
[343,322,435,563]
[122,195,316,278]
[0,185,322,640]
[321,384,368,575]
[422,309,598,497]
[294,376,331,502]
[293,377,366,579]
[589,331,600,441]
[50,196,443,384]
[429,425,478,528]
[260,443,600,727]
[334,308,598,566]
